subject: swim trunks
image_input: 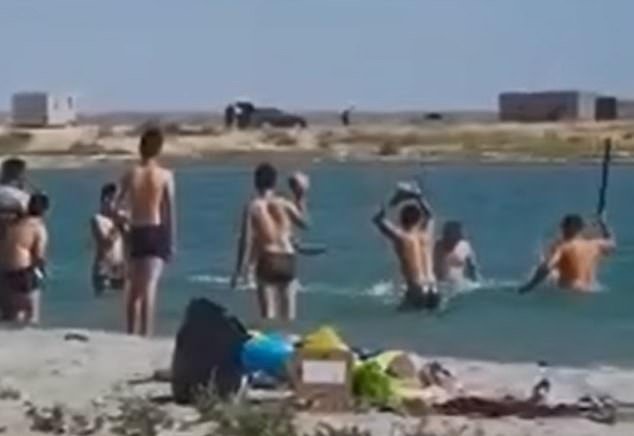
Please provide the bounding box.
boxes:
[400,283,440,311]
[92,262,125,294]
[2,266,41,294]
[256,252,296,284]
[129,225,170,261]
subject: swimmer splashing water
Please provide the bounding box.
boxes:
[372,181,440,311]
[519,139,616,294]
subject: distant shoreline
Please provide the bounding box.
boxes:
[9,150,634,170]
[2,120,634,168]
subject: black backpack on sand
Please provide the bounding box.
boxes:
[171,298,250,404]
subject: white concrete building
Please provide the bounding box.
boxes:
[11,92,77,127]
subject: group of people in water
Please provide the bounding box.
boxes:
[0,127,617,335]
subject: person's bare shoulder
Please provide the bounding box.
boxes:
[26,217,45,234]
[159,165,173,177]
[246,197,264,217]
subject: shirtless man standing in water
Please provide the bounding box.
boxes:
[232,163,308,323]
[519,214,615,293]
[91,183,127,295]
[0,193,49,324]
[373,188,439,310]
[117,128,176,336]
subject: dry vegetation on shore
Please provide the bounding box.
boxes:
[1,120,634,164]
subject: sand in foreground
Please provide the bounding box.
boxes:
[1,328,634,435]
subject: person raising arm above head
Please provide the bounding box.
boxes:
[372,185,439,311]
[518,213,615,294]
[231,163,309,325]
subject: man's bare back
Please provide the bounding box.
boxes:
[119,127,176,336]
[550,238,612,291]
[372,190,439,310]
[0,217,46,271]
[0,193,49,324]
[519,214,615,294]
[123,164,174,226]
[232,164,309,322]
[393,229,432,288]
[249,195,299,255]
[119,161,176,263]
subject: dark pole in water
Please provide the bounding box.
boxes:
[596,138,612,216]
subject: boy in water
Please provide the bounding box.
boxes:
[117,127,176,336]
[91,183,127,295]
[0,193,49,324]
[232,163,309,323]
[519,214,615,293]
[434,221,480,286]
[372,187,439,310]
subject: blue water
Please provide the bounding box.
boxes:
[33,162,634,366]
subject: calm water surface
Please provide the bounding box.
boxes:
[33,162,634,366]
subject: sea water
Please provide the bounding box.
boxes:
[32,162,634,366]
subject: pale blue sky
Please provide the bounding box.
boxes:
[1,1,632,111]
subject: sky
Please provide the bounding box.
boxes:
[1,0,632,112]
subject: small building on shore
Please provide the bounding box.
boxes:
[11,92,77,127]
[498,90,617,122]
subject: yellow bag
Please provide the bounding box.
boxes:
[302,326,349,352]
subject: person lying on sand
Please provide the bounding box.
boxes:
[231,163,309,323]
[0,193,49,324]
[372,183,439,310]
[519,213,615,294]
[117,127,176,336]
[433,221,480,286]
[91,183,127,296]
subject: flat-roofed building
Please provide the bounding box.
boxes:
[11,92,77,127]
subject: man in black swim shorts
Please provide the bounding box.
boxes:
[232,164,309,324]
[117,128,176,336]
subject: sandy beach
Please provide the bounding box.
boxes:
[2,120,634,169]
[1,327,634,435]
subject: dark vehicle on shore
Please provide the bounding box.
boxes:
[226,102,307,129]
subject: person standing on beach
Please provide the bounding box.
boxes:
[91,183,127,296]
[117,128,176,336]
[231,163,309,324]
[0,193,49,324]
[372,183,439,310]
[434,221,480,286]
[518,214,615,293]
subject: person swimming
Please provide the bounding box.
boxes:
[91,183,127,295]
[372,186,439,311]
[434,221,480,286]
[0,192,49,324]
[117,127,177,336]
[518,213,615,294]
[231,163,310,324]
